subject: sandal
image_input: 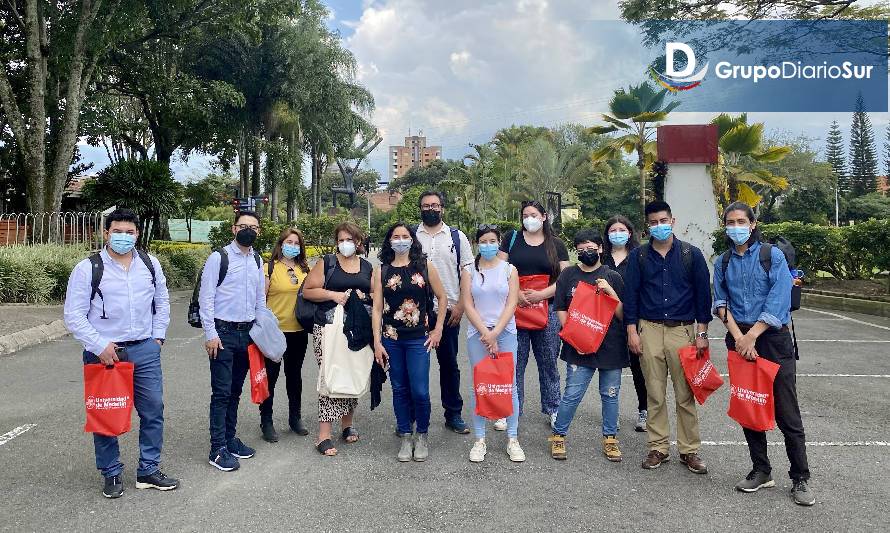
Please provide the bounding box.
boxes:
[341,426,359,443]
[315,438,337,456]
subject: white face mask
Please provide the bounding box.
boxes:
[523,216,543,232]
[338,241,357,257]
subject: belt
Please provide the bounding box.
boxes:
[215,319,254,331]
[116,338,150,347]
[646,319,694,327]
[736,323,789,333]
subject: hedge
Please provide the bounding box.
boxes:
[208,214,365,256]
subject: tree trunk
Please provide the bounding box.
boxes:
[310,146,319,216]
[238,130,249,197]
[637,145,646,218]
[251,138,261,198]
[268,150,279,222]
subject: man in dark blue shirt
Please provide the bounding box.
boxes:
[714,201,814,507]
[624,201,712,474]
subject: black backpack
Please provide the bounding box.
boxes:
[88,249,157,319]
[294,254,337,330]
[187,247,261,328]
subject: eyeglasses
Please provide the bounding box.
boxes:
[477,224,498,231]
[420,203,442,211]
[287,267,299,285]
[234,224,260,232]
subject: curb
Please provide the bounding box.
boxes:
[801,292,890,318]
[0,319,69,357]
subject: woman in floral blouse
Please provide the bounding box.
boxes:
[372,222,447,462]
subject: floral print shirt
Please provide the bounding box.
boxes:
[382,263,430,341]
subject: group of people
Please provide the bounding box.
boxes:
[63,195,814,507]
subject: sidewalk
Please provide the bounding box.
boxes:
[0,304,67,356]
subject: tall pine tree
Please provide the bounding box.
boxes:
[884,124,890,191]
[848,93,878,197]
[826,120,848,194]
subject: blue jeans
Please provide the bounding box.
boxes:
[431,310,464,422]
[516,309,561,415]
[553,364,622,437]
[384,337,431,434]
[467,330,519,438]
[209,326,251,451]
[83,338,164,478]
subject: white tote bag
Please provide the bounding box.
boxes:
[317,304,373,398]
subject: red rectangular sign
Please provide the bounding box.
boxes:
[657,124,718,164]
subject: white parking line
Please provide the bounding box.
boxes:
[803,307,890,332]
[706,338,890,342]
[0,424,37,447]
[711,373,890,378]
[676,440,890,447]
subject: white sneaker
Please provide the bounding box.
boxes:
[550,412,558,430]
[507,438,526,462]
[469,440,487,463]
[493,418,507,431]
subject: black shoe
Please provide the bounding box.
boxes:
[261,420,280,443]
[227,437,256,459]
[103,475,124,499]
[289,417,309,436]
[735,470,775,493]
[136,470,180,491]
[791,479,816,506]
[445,418,470,434]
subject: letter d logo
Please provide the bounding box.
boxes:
[666,42,696,77]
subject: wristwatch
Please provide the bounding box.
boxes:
[696,332,708,340]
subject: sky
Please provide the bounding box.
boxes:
[76,0,890,183]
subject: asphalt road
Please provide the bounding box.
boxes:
[1,295,889,532]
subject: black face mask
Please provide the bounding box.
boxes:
[420,210,441,226]
[578,250,599,266]
[236,228,257,247]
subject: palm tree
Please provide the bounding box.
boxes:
[519,137,589,203]
[588,82,680,215]
[710,113,790,210]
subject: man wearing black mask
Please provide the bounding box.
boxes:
[199,210,266,471]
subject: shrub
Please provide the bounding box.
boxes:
[558,217,604,249]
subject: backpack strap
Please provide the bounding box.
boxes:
[637,244,649,279]
[322,254,337,289]
[88,253,107,320]
[758,242,773,274]
[253,251,261,270]
[135,249,157,315]
[508,229,518,253]
[679,240,693,278]
[450,228,462,280]
[214,248,229,287]
[267,258,275,278]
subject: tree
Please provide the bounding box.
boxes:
[848,93,878,197]
[181,182,217,242]
[826,120,848,196]
[846,192,890,221]
[884,124,890,183]
[81,160,182,246]
[388,159,457,192]
[710,113,790,210]
[519,138,589,204]
[588,82,681,215]
[620,0,863,21]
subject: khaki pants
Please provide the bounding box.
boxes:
[637,320,701,455]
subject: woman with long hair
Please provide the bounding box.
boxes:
[302,221,373,457]
[602,215,648,432]
[372,222,448,462]
[461,224,524,462]
[259,227,311,442]
[498,200,570,428]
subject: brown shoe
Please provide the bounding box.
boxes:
[602,436,622,462]
[680,453,708,474]
[641,450,669,469]
[548,435,567,460]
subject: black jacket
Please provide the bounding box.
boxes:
[343,290,372,351]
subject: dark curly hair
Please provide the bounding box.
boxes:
[378,222,427,268]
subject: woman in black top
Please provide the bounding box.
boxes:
[372,222,447,462]
[498,200,570,427]
[303,221,373,456]
[602,215,648,432]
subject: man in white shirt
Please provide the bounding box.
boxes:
[199,210,266,472]
[64,208,177,499]
[415,191,474,433]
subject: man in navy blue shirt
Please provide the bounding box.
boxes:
[713,201,814,506]
[624,201,712,474]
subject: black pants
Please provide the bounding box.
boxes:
[209,327,251,451]
[629,354,647,411]
[430,310,464,422]
[259,331,309,421]
[726,327,810,481]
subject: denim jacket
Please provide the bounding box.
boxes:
[712,241,792,328]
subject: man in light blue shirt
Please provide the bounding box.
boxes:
[199,210,266,472]
[713,201,814,507]
[64,208,178,499]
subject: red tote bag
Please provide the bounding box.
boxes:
[515,274,551,330]
[678,345,724,405]
[473,352,515,420]
[558,281,619,355]
[248,344,271,405]
[727,350,781,432]
[83,362,135,437]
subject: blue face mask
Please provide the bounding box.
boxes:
[282,243,301,259]
[726,226,752,246]
[608,231,629,246]
[391,238,412,255]
[109,233,136,254]
[479,243,499,260]
[649,223,673,241]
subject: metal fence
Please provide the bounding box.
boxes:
[0,211,103,246]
